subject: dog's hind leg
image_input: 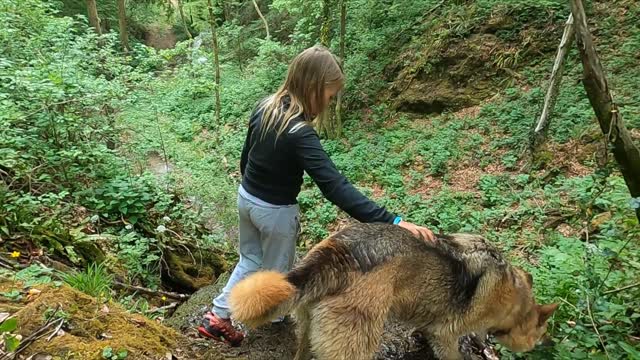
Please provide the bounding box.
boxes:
[293,305,313,360]
[309,279,392,360]
[310,301,386,360]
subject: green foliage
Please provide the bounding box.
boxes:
[518,185,640,359]
[117,293,172,320]
[79,174,159,225]
[44,307,71,323]
[0,318,17,333]
[0,264,62,302]
[118,293,152,313]
[15,265,59,287]
[419,121,464,176]
[102,346,128,360]
[0,0,226,286]
[0,317,20,352]
[1,0,129,241]
[297,189,337,242]
[63,262,114,300]
[0,289,22,302]
[115,231,161,285]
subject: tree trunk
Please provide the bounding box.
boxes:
[320,0,332,47]
[570,0,640,222]
[317,0,335,137]
[177,0,192,40]
[222,1,231,22]
[339,0,345,61]
[86,0,102,35]
[252,0,270,41]
[207,0,222,124]
[117,0,130,52]
[530,14,574,152]
[335,0,346,138]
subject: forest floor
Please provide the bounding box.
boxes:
[2,267,493,360]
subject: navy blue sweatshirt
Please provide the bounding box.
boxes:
[240,105,396,224]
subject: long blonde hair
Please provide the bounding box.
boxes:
[257,45,344,140]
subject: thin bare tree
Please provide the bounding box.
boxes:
[207,0,222,123]
[177,0,192,39]
[335,0,346,138]
[117,0,130,51]
[320,0,332,46]
[530,14,574,152]
[252,0,270,41]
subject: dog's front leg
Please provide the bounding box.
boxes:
[429,334,463,360]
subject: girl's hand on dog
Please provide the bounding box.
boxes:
[398,221,436,244]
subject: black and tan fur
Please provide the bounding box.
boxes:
[229,223,558,360]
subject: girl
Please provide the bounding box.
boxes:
[198,45,435,346]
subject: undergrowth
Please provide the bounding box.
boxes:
[118,1,640,357]
[62,262,114,301]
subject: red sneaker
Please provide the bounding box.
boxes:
[198,312,245,347]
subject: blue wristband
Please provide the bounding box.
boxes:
[393,216,402,225]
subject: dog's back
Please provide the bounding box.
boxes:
[288,223,504,290]
[286,223,430,299]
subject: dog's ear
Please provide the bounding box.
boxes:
[511,268,530,289]
[525,272,533,288]
[537,303,559,325]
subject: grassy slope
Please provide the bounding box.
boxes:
[119,0,640,358]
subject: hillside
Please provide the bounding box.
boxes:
[1,0,639,359]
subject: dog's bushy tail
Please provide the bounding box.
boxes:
[229,237,360,328]
[228,271,296,328]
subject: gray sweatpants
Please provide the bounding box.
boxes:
[212,186,300,319]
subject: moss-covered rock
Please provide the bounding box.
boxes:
[161,246,228,293]
[165,272,230,331]
[0,279,219,359]
[386,6,561,114]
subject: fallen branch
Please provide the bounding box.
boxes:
[46,318,65,342]
[146,302,179,314]
[0,257,15,270]
[586,296,610,359]
[113,281,190,300]
[603,281,640,295]
[0,256,27,271]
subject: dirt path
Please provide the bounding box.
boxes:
[186,322,434,360]
[145,23,178,50]
[165,274,489,360]
[147,151,173,176]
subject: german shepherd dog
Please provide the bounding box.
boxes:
[229,223,557,360]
